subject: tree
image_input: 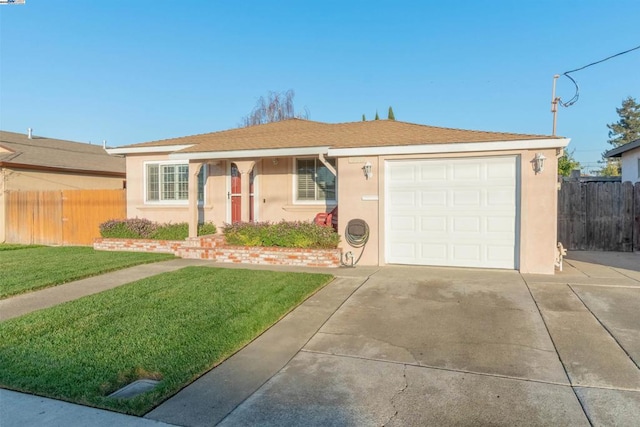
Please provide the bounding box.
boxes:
[387,106,395,120]
[598,159,621,177]
[606,96,640,147]
[362,114,366,121]
[374,110,379,120]
[239,89,309,127]
[598,96,639,176]
[557,148,581,177]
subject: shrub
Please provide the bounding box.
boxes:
[100,218,157,239]
[99,219,217,240]
[223,221,340,249]
[150,223,189,240]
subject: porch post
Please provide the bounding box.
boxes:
[234,160,255,222]
[188,161,204,237]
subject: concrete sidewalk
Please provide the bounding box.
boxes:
[2,252,639,426]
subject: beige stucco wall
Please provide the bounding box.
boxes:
[125,155,333,228]
[0,166,125,242]
[125,148,561,274]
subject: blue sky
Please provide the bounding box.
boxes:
[1,1,638,173]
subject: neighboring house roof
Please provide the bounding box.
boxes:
[0,130,125,176]
[107,119,569,159]
[604,138,640,158]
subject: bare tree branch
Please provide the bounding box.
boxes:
[239,89,309,127]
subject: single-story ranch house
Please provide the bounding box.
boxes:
[107,119,569,274]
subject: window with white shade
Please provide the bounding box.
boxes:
[295,158,336,202]
[145,162,205,204]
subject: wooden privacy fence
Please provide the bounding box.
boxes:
[558,181,640,252]
[5,189,126,246]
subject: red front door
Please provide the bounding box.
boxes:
[230,163,255,223]
[231,163,241,223]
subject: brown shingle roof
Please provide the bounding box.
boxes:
[124,119,559,154]
[0,130,125,174]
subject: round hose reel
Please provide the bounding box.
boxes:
[342,219,370,266]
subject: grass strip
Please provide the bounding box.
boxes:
[0,267,333,415]
[0,246,174,299]
[0,244,43,251]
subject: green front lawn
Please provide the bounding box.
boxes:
[0,246,174,299]
[0,267,333,415]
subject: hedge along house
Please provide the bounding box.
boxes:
[107,119,569,274]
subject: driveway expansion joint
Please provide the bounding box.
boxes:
[383,364,408,427]
[568,284,640,371]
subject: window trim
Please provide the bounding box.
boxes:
[293,157,337,204]
[143,161,206,205]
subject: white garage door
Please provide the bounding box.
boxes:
[385,157,518,269]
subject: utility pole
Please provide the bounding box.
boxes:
[551,74,560,136]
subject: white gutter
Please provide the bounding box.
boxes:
[169,146,331,160]
[327,138,570,157]
[106,145,194,155]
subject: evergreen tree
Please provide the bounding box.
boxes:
[362,114,366,121]
[606,96,640,147]
[598,96,639,176]
[387,106,395,120]
[374,111,379,120]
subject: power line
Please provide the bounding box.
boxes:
[559,44,640,108]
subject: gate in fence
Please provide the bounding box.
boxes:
[557,180,640,252]
[5,189,126,246]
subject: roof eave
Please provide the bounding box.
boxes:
[106,144,194,155]
[328,138,570,157]
[169,146,331,160]
[0,161,126,177]
[604,139,640,158]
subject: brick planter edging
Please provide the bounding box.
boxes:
[94,236,342,268]
[94,238,184,254]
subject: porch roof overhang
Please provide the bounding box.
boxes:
[169,146,331,161]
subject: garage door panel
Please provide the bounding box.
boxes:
[487,217,515,233]
[389,191,416,206]
[453,163,481,180]
[389,242,417,259]
[420,243,448,260]
[452,217,481,232]
[420,164,447,181]
[421,216,447,232]
[487,188,515,206]
[389,216,416,231]
[453,190,482,206]
[452,244,482,261]
[385,157,518,269]
[487,162,516,179]
[421,190,447,206]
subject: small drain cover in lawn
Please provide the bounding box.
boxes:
[108,379,160,399]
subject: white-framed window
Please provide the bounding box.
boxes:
[295,158,336,203]
[145,162,206,204]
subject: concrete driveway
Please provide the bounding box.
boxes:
[146,252,640,426]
